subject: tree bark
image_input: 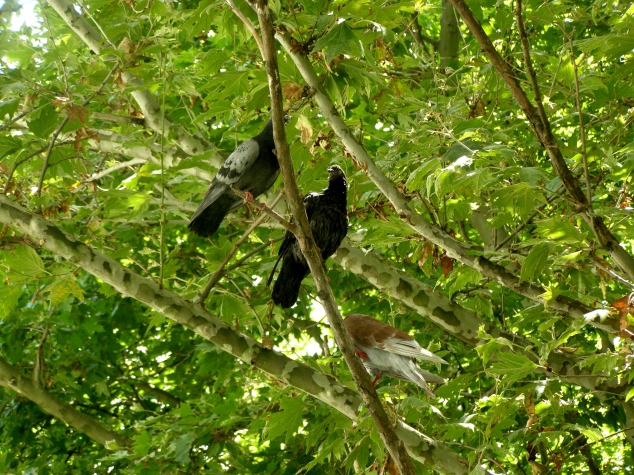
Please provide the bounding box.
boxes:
[439,0,460,72]
[0,355,131,449]
[252,2,420,474]
[274,31,603,323]
[0,195,471,473]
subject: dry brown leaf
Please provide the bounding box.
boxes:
[295,115,313,144]
[282,82,303,102]
[440,255,454,277]
[118,37,135,55]
[418,242,433,269]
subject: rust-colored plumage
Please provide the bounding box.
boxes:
[343,313,447,397]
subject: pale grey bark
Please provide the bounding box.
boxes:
[84,130,214,181]
[0,355,130,448]
[0,195,471,473]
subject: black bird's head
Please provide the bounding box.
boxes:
[327,165,345,181]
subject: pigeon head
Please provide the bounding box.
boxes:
[327,165,345,181]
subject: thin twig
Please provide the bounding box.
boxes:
[33,324,50,387]
[231,186,298,235]
[84,158,148,182]
[197,190,285,304]
[514,0,548,130]
[226,0,265,58]
[495,185,565,251]
[592,259,634,289]
[225,235,284,273]
[90,112,145,124]
[545,425,634,475]
[566,31,592,206]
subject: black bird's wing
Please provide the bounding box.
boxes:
[266,192,320,287]
[189,139,260,223]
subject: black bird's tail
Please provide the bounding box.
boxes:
[188,194,237,237]
[271,258,309,308]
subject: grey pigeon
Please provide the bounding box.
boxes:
[343,313,447,397]
[267,165,348,308]
[189,117,280,237]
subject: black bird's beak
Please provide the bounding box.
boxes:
[284,114,291,123]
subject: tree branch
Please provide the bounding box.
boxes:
[0,195,470,472]
[275,31,597,323]
[253,3,419,474]
[332,239,626,395]
[47,0,210,157]
[226,0,264,57]
[447,0,634,281]
[0,355,130,448]
[197,190,285,303]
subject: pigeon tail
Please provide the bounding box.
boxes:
[188,194,238,237]
[271,258,309,308]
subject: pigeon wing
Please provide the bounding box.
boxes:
[380,337,448,365]
[190,139,260,221]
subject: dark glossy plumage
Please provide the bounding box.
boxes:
[344,313,447,397]
[267,165,348,308]
[189,118,279,237]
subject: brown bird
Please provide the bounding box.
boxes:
[343,313,447,397]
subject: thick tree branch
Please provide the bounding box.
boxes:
[0,355,131,448]
[252,3,420,474]
[447,0,634,281]
[275,31,597,323]
[0,195,469,473]
[84,130,216,180]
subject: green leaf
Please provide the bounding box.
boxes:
[313,22,362,63]
[47,275,85,305]
[266,396,305,442]
[0,284,23,318]
[490,183,547,219]
[3,246,45,281]
[0,136,22,159]
[169,433,194,464]
[27,104,58,139]
[133,431,152,456]
[344,435,370,471]
[519,243,550,283]
[487,352,538,384]
[406,158,441,190]
[536,220,587,244]
[220,294,251,320]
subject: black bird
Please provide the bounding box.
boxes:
[189,118,280,237]
[267,165,348,308]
